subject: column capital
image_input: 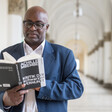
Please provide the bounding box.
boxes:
[8,0,25,15]
[88,44,100,56]
[104,32,111,41]
[99,40,104,47]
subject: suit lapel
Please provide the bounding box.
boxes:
[12,42,25,60]
[42,41,55,74]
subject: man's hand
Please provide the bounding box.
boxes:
[3,84,28,106]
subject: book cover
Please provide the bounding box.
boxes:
[0,52,46,91]
[0,63,18,91]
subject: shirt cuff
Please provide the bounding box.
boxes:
[4,106,11,110]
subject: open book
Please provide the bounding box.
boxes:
[0,52,46,91]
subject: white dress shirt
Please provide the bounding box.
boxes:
[22,40,45,112]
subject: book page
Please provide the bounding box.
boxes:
[17,54,41,62]
[0,60,15,64]
[3,52,16,62]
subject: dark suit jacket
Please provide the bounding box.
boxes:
[0,40,84,112]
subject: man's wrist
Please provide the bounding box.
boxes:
[3,91,11,109]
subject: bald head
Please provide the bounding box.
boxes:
[24,6,48,23]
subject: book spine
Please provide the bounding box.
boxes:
[16,64,22,85]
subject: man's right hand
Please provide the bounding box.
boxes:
[3,84,28,106]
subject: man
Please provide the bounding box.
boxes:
[0,6,84,112]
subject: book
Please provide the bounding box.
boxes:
[0,52,46,91]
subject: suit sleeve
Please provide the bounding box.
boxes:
[37,50,84,101]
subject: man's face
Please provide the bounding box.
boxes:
[23,11,49,47]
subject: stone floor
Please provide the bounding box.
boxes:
[68,73,112,112]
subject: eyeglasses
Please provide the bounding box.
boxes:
[23,21,47,30]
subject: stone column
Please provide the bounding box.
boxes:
[97,40,104,83]
[93,51,97,79]
[87,54,90,76]
[91,53,95,78]
[8,0,25,46]
[89,55,92,77]
[91,48,96,79]
[103,32,112,85]
[88,44,100,80]
[84,53,88,76]
[0,0,8,51]
[89,54,92,77]
[94,45,99,80]
[88,50,94,77]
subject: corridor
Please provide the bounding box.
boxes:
[68,73,112,112]
[0,0,112,112]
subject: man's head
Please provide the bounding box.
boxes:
[23,6,49,49]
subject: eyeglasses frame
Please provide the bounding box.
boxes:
[23,20,48,30]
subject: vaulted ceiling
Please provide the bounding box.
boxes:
[26,0,112,53]
[1,0,111,54]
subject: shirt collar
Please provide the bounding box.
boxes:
[23,40,45,56]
